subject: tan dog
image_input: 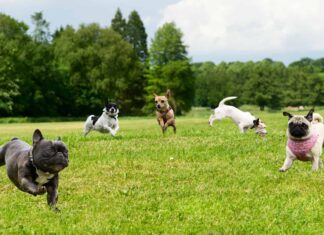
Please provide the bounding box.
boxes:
[154,90,176,134]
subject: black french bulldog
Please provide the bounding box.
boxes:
[0,129,69,209]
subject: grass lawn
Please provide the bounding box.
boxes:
[0,108,323,234]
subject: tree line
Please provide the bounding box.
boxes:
[193,58,324,110]
[0,9,323,117]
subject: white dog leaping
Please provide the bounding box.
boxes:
[209,96,264,134]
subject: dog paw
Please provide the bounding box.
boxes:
[279,168,286,172]
[37,186,47,195]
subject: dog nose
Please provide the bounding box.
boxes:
[157,104,161,109]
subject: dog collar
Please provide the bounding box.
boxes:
[28,150,55,185]
[108,114,118,120]
[158,107,172,116]
[288,132,319,159]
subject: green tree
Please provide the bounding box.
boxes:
[149,22,187,67]
[0,14,30,114]
[111,8,127,39]
[146,22,194,114]
[243,59,286,110]
[11,12,71,117]
[126,10,148,63]
[31,12,51,43]
[53,23,143,115]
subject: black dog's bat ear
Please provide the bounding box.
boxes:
[33,129,44,145]
[283,112,293,120]
[305,108,314,122]
[56,136,61,141]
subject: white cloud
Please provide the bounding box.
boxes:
[160,0,324,58]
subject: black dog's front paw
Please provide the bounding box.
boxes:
[37,186,47,195]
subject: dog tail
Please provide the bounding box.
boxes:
[312,113,323,124]
[219,96,237,106]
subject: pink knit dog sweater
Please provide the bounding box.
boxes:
[287,132,319,161]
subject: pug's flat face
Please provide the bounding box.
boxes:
[32,140,69,174]
[288,116,311,139]
[283,109,313,139]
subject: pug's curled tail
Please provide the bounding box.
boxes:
[312,113,324,124]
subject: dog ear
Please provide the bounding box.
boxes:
[33,129,44,145]
[305,108,314,122]
[165,89,171,98]
[56,136,61,141]
[283,112,293,120]
[251,118,259,129]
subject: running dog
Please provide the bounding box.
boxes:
[154,90,176,134]
[280,109,324,172]
[84,101,119,137]
[209,96,266,134]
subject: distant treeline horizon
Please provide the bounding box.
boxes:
[0,9,323,117]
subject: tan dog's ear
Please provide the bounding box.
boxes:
[165,89,171,99]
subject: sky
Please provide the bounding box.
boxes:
[1,0,324,64]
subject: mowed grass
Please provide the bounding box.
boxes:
[0,109,323,234]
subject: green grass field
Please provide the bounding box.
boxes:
[0,108,323,234]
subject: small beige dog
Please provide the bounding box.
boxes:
[154,90,176,134]
[280,109,324,172]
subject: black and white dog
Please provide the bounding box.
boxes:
[84,101,119,137]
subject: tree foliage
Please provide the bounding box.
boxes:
[126,10,148,63]
[146,22,194,114]
[149,22,188,67]
[0,14,30,114]
[53,23,143,115]
[111,8,127,39]
[1,11,324,117]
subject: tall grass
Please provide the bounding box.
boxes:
[0,109,323,234]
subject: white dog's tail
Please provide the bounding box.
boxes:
[312,113,323,124]
[219,96,237,106]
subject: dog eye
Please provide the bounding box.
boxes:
[155,101,158,103]
[161,100,165,103]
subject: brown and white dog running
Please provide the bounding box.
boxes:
[154,90,176,134]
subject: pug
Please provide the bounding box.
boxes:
[0,129,69,209]
[280,109,324,172]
